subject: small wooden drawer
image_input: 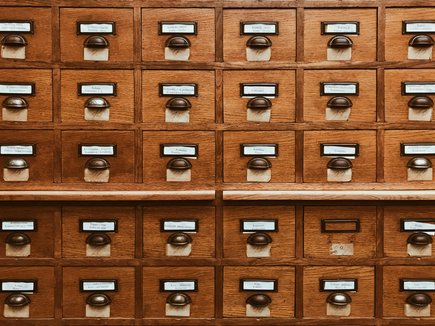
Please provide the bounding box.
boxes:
[143,206,215,258]
[303,131,377,183]
[0,8,52,62]
[304,206,376,259]
[60,69,134,123]
[385,130,435,183]
[384,206,435,258]
[142,70,215,124]
[223,9,296,62]
[62,267,135,318]
[61,130,135,183]
[62,206,135,258]
[385,69,435,123]
[0,69,52,123]
[223,131,295,183]
[303,266,374,318]
[303,70,377,122]
[142,9,215,62]
[304,9,377,62]
[60,8,133,62]
[223,206,295,259]
[223,266,294,317]
[223,70,295,123]
[143,267,215,318]
[142,131,215,185]
[384,266,435,318]
[386,8,435,61]
[0,267,54,319]
[0,130,54,184]
[0,206,56,258]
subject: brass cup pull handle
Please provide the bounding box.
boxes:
[86,233,111,246]
[407,232,433,246]
[246,294,272,308]
[166,293,192,306]
[167,232,192,246]
[165,36,191,49]
[246,36,272,49]
[166,97,192,111]
[247,97,272,110]
[84,35,109,48]
[5,293,30,307]
[328,35,353,49]
[86,293,111,307]
[247,232,272,246]
[5,232,31,246]
[167,158,192,170]
[409,35,435,48]
[247,157,272,170]
[85,158,111,170]
[326,292,352,306]
[327,157,352,170]
[408,96,434,110]
[1,34,27,47]
[407,157,432,169]
[327,96,353,109]
[406,293,432,307]
[5,158,28,169]
[85,97,110,109]
[2,97,28,110]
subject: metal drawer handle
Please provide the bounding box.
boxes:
[85,158,110,170]
[5,232,31,246]
[327,96,353,109]
[166,97,192,111]
[247,157,272,170]
[406,293,432,307]
[246,36,272,49]
[327,292,352,306]
[167,232,192,246]
[247,232,272,246]
[408,96,434,110]
[85,97,110,109]
[86,293,111,307]
[5,293,30,307]
[5,158,28,169]
[167,158,192,170]
[407,232,433,246]
[247,97,272,110]
[409,35,435,48]
[328,35,353,49]
[246,294,272,308]
[84,35,109,49]
[407,157,432,169]
[165,36,191,49]
[327,157,352,170]
[2,97,28,110]
[86,233,111,246]
[1,34,27,47]
[166,293,192,306]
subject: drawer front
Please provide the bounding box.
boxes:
[386,8,435,61]
[143,267,215,318]
[142,9,215,62]
[0,7,52,62]
[0,69,52,122]
[384,266,435,318]
[384,206,435,258]
[385,130,435,183]
[60,8,133,62]
[143,206,215,258]
[0,130,54,184]
[0,267,54,318]
[62,267,135,318]
[0,206,56,258]
[61,131,135,183]
[303,130,377,183]
[60,70,134,123]
[223,206,295,259]
[142,131,215,185]
[223,131,295,183]
[385,69,435,123]
[303,70,376,122]
[223,70,295,123]
[223,9,296,62]
[304,9,377,62]
[62,206,135,258]
[303,266,374,317]
[142,70,215,124]
[304,206,376,258]
[223,266,294,317]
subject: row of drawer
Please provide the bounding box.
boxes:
[0,205,434,259]
[2,69,435,124]
[1,8,435,63]
[4,130,435,183]
[0,265,434,319]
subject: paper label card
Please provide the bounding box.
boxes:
[161,220,198,232]
[78,83,116,96]
[402,82,435,95]
[240,22,279,35]
[1,220,36,231]
[79,145,116,156]
[159,84,197,97]
[0,145,35,156]
[321,83,359,95]
[160,144,198,157]
[401,279,435,291]
[0,21,33,33]
[80,220,118,232]
[401,143,435,156]
[240,279,278,292]
[320,279,357,291]
[241,144,278,157]
[321,144,359,157]
[403,21,435,34]
[240,219,277,232]
[0,83,34,96]
[321,22,360,35]
[1,280,37,292]
[160,280,197,292]
[159,22,197,35]
[401,219,435,232]
[240,83,278,97]
[80,280,118,292]
[77,22,116,34]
